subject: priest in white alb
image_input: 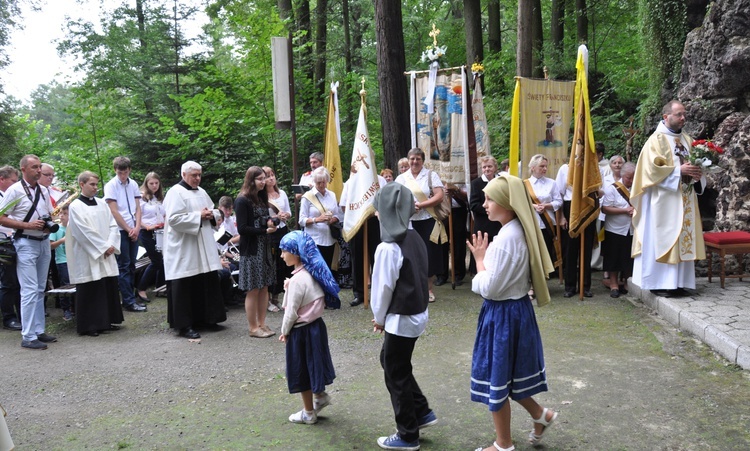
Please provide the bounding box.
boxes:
[631,100,706,297]
[163,161,227,339]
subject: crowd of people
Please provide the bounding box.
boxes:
[0,100,707,450]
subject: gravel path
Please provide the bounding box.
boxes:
[2,281,749,450]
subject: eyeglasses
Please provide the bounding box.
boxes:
[42,173,54,177]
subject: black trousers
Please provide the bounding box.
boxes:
[0,262,21,323]
[380,332,432,443]
[562,201,595,291]
[439,206,468,282]
[351,216,380,299]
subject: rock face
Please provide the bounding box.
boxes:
[677,0,750,274]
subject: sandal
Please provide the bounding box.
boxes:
[474,442,514,451]
[267,303,280,312]
[428,291,436,303]
[529,407,558,445]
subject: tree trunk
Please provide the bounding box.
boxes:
[487,0,501,54]
[277,0,293,23]
[342,0,354,136]
[135,0,153,115]
[314,0,328,99]
[296,0,313,84]
[517,0,532,77]
[576,0,588,45]
[464,0,483,69]
[531,0,543,78]
[550,0,564,57]
[374,0,410,168]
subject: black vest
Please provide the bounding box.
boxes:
[387,230,429,316]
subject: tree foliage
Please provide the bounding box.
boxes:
[1,0,704,197]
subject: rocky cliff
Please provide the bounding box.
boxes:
[677,0,750,274]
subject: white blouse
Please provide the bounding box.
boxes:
[394,168,443,222]
[527,175,562,229]
[471,219,531,301]
[298,189,343,246]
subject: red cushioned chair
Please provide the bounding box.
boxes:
[703,231,750,288]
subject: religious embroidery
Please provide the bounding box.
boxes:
[679,188,696,260]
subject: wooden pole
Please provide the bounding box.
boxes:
[579,227,585,301]
[448,208,455,289]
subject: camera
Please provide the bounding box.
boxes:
[270,216,281,227]
[41,216,59,233]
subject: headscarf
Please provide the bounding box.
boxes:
[483,174,554,306]
[280,231,340,301]
[373,182,415,243]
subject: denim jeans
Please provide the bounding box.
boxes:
[116,230,139,306]
[15,237,51,341]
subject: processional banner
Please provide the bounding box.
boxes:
[510,78,576,179]
[408,67,470,186]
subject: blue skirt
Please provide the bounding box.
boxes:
[285,318,336,394]
[470,295,548,411]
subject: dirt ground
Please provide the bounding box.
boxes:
[2,279,750,450]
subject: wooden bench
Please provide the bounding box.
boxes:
[45,256,153,297]
[704,231,750,288]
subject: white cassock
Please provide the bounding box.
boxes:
[67,196,120,284]
[162,182,226,330]
[67,195,124,334]
[163,182,222,280]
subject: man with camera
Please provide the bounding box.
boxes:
[0,155,58,350]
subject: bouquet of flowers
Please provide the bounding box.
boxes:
[690,139,724,171]
[420,44,447,65]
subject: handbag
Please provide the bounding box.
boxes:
[329,222,343,240]
[427,170,452,221]
[0,237,16,266]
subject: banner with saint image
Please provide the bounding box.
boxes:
[409,68,470,186]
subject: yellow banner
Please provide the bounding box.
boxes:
[323,90,343,199]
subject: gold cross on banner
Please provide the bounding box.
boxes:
[429,23,441,46]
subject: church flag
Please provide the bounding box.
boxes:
[342,95,379,242]
[567,45,601,238]
[323,83,343,199]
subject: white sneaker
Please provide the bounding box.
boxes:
[313,392,331,414]
[288,409,317,425]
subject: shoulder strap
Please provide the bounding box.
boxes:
[303,190,327,214]
[614,182,631,205]
[523,179,556,236]
[14,186,42,239]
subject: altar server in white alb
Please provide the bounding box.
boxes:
[631,100,706,297]
[67,171,124,337]
[163,161,227,340]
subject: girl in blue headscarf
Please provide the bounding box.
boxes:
[278,231,338,425]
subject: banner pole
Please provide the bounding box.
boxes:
[579,227,585,301]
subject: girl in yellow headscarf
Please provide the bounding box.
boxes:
[467,174,557,451]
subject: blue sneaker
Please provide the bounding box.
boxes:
[377,433,419,450]
[418,410,438,429]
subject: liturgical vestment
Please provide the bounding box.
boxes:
[631,121,706,290]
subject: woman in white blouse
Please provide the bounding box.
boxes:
[263,166,292,311]
[525,154,562,267]
[137,172,166,302]
[298,167,343,274]
[394,148,445,303]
